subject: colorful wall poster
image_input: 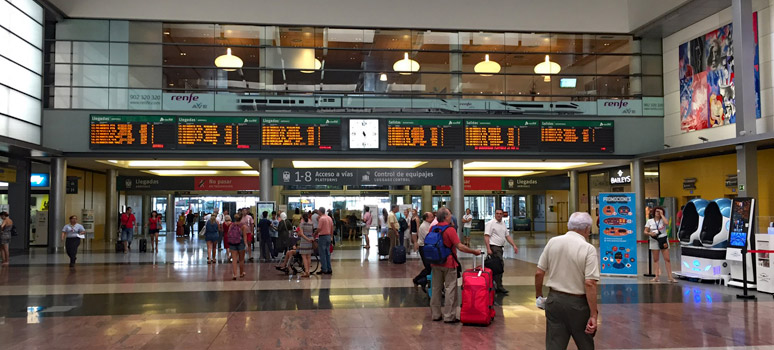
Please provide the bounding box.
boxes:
[599,192,638,276]
[678,12,760,133]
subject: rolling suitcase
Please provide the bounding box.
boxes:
[139,238,148,252]
[378,236,390,259]
[392,244,406,264]
[115,241,123,253]
[461,252,495,326]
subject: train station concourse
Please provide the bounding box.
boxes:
[3,0,774,349]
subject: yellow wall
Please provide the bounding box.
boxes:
[65,169,107,240]
[659,149,774,225]
[579,172,590,214]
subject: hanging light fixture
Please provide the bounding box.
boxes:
[474,54,501,76]
[379,73,388,82]
[393,52,420,75]
[300,58,322,73]
[214,48,243,71]
[533,55,561,82]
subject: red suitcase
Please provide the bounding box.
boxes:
[460,252,495,326]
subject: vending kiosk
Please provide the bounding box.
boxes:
[726,197,756,289]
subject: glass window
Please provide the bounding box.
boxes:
[71,42,109,64]
[596,55,632,75]
[504,33,551,53]
[325,28,370,49]
[56,19,110,42]
[372,29,412,50]
[162,23,215,44]
[460,32,504,52]
[595,35,632,54]
[596,76,630,96]
[551,34,595,54]
[414,31,459,51]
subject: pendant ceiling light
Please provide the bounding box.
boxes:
[214,48,243,71]
[300,58,322,73]
[379,73,388,81]
[533,55,561,82]
[474,54,501,76]
[393,52,420,75]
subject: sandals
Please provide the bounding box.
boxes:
[668,278,678,283]
[650,277,660,283]
[232,275,237,280]
[240,272,246,278]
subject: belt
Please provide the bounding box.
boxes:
[550,288,586,298]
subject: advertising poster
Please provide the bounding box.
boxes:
[728,197,755,248]
[678,13,760,133]
[599,193,637,276]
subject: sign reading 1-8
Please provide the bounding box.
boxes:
[285,170,313,183]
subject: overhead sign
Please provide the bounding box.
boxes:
[30,173,49,187]
[89,115,176,149]
[502,176,570,191]
[194,176,260,191]
[436,176,503,191]
[0,166,17,183]
[599,192,638,276]
[273,168,451,186]
[118,176,195,191]
[609,168,631,185]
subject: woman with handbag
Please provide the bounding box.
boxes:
[297,212,315,278]
[645,206,676,283]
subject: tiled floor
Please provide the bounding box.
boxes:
[1,230,772,349]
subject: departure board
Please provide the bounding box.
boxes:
[540,120,614,152]
[261,117,341,150]
[177,116,260,149]
[90,115,176,149]
[387,119,464,151]
[464,120,540,151]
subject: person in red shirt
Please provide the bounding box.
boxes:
[148,211,162,253]
[120,207,137,254]
[430,207,481,323]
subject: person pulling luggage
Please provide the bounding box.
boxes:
[484,209,519,295]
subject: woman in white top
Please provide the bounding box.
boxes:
[644,206,676,283]
[462,208,473,246]
[61,215,86,267]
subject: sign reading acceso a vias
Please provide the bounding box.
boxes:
[273,168,451,186]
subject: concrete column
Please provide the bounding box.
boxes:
[260,158,273,202]
[631,159,646,237]
[732,0,758,138]
[8,157,30,252]
[421,185,432,214]
[736,144,758,199]
[568,170,579,214]
[166,193,175,234]
[403,186,411,206]
[48,158,66,253]
[452,159,464,230]
[106,169,118,242]
[141,195,151,236]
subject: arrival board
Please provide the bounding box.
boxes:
[177,116,260,149]
[261,117,341,150]
[540,120,614,152]
[387,119,464,151]
[464,119,540,151]
[89,115,176,149]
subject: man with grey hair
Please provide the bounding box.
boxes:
[316,207,334,274]
[535,212,599,350]
[430,207,481,323]
[387,205,400,262]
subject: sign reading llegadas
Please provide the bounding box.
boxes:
[118,176,259,191]
[502,176,570,191]
[273,168,451,186]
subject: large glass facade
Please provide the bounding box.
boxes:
[45,19,663,115]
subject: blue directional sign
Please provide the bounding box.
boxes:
[30,173,49,187]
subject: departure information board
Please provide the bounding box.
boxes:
[90,115,176,149]
[261,117,341,150]
[177,116,260,149]
[540,120,614,152]
[464,119,540,151]
[387,119,464,151]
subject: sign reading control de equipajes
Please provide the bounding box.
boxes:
[273,168,451,186]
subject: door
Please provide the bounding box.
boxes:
[556,202,568,234]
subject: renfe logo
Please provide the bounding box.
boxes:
[603,101,629,109]
[170,93,200,103]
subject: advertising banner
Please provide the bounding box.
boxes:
[273,168,451,186]
[597,99,642,116]
[599,192,638,276]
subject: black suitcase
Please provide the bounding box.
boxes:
[378,236,390,257]
[115,241,123,253]
[139,238,147,252]
[392,245,406,264]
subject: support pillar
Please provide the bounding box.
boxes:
[260,159,273,202]
[568,170,579,214]
[8,157,30,253]
[631,159,646,237]
[48,158,66,253]
[452,159,464,232]
[106,169,118,242]
[421,185,432,214]
[732,0,759,201]
[736,144,758,199]
[166,193,175,234]
[403,186,411,207]
[141,194,151,236]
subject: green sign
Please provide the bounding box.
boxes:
[388,119,463,126]
[90,114,174,123]
[261,117,340,125]
[465,119,539,127]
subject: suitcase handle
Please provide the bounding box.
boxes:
[475,251,486,276]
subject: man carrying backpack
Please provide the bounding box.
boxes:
[425,207,481,323]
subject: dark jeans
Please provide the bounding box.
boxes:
[65,237,80,265]
[413,248,432,285]
[545,291,594,350]
[318,235,332,273]
[260,233,273,260]
[271,237,278,258]
[490,245,505,291]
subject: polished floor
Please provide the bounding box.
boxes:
[1,230,772,350]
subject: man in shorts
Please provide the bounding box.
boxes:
[120,207,136,254]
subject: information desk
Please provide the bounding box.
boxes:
[261,117,341,150]
[387,119,464,151]
[90,115,176,149]
[177,117,260,149]
[464,119,540,151]
[540,120,614,152]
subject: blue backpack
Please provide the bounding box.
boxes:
[423,225,452,264]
